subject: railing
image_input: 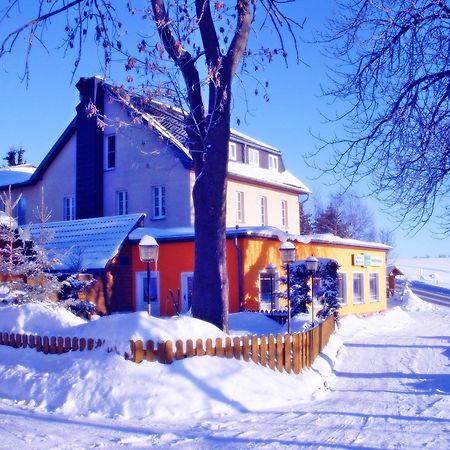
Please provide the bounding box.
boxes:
[129,314,335,374]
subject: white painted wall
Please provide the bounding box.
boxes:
[102,101,192,228]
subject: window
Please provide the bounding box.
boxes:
[229,142,237,161]
[236,191,244,223]
[260,196,267,226]
[269,154,278,171]
[369,273,380,302]
[281,200,288,228]
[248,147,259,166]
[337,272,347,305]
[117,191,128,215]
[259,270,279,309]
[63,197,75,221]
[152,186,166,219]
[105,135,116,170]
[353,273,364,304]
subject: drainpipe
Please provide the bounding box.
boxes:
[233,228,244,311]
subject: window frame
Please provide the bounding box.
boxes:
[352,272,364,304]
[369,272,380,303]
[260,195,268,226]
[104,134,116,170]
[248,147,260,166]
[281,200,288,228]
[117,190,128,216]
[229,142,237,161]
[337,272,348,305]
[235,191,244,223]
[152,185,166,220]
[259,269,280,309]
[268,154,278,171]
[63,197,75,221]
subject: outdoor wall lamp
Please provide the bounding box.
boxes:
[138,235,159,316]
[279,241,297,334]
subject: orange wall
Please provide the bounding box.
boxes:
[239,239,388,315]
[131,239,240,315]
[130,237,387,317]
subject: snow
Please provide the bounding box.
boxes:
[228,160,311,193]
[395,257,450,290]
[27,214,144,270]
[0,291,449,448]
[0,164,35,187]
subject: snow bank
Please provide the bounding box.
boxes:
[0,303,342,421]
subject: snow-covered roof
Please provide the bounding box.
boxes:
[228,161,311,194]
[28,214,145,271]
[128,225,290,243]
[0,165,36,187]
[298,233,391,251]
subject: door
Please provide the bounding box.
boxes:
[135,271,160,316]
[180,272,194,314]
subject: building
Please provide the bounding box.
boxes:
[0,77,389,318]
[0,77,310,235]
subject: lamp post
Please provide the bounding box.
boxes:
[279,241,296,334]
[138,235,159,316]
[266,263,276,313]
[306,255,319,327]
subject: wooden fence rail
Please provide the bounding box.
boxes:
[129,314,335,374]
[0,332,105,354]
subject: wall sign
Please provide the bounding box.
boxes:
[353,253,384,267]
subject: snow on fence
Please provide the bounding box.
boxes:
[0,332,105,354]
[129,315,335,374]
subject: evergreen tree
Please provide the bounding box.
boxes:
[289,263,311,315]
[317,260,340,321]
[299,202,313,235]
[315,204,349,237]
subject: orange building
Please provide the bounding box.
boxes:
[129,227,390,317]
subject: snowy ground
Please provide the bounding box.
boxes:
[0,291,449,449]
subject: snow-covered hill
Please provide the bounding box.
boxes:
[394,257,450,290]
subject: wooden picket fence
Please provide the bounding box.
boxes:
[0,332,105,354]
[129,314,335,374]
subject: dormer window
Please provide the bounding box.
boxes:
[248,147,259,166]
[268,154,278,171]
[229,142,237,161]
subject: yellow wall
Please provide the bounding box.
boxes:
[239,238,387,316]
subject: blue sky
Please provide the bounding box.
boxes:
[0,2,448,259]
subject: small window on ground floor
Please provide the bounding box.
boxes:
[353,272,364,304]
[369,272,380,302]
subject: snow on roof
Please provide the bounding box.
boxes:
[229,128,280,153]
[128,225,290,242]
[228,161,311,194]
[0,165,36,187]
[28,214,145,271]
[306,233,391,251]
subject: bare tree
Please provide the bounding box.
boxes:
[0,1,302,330]
[315,0,450,235]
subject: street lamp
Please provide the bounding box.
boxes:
[279,241,296,334]
[266,263,276,313]
[306,255,319,327]
[138,235,159,316]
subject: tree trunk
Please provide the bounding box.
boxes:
[191,115,230,331]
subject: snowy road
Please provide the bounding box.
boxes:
[0,299,449,449]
